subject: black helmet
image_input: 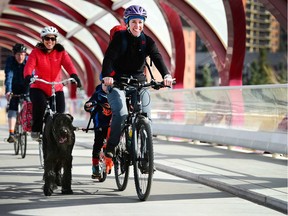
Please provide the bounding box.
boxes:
[12,43,27,54]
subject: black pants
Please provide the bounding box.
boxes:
[29,88,65,132]
[93,126,109,158]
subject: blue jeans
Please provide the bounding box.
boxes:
[107,87,151,147]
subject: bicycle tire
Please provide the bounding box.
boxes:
[38,138,44,168]
[114,127,130,191]
[20,132,27,158]
[133,117,154,201]
[98,152,107,182]
[14,122,20,155]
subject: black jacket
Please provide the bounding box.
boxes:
[102,30,169,81]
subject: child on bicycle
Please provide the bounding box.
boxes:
[84,83,112,178]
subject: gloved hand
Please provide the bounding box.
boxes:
[163,74,174,87]
[5,92,11,101]
[24,95,31,102]
[84,101,97,112]
[70,74,82,88]
[24,75,32,87]
[24,94,30,102]
[24,75,32,95]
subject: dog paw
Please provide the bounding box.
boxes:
[44,187,53,196]
[62,188,73,195]
[55,177,62,186]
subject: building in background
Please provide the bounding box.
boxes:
[244,0,281,53]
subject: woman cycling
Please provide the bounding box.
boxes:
[24,26,82,141]
[101,5,174,158]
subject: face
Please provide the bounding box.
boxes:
[14,52,26,64]
[43,34,57,50]
[128,18,144,37]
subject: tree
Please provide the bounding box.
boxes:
[247,49,279,85]
[202,64,214,87]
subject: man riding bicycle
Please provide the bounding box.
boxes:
[101,5,174,158]
[4,43,28,143]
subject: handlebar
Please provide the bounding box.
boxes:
[30,76,77,86]
[84,101,111,113]
[104,77,176,90]
[10,93,29,99]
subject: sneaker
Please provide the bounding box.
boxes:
[7,134,16,143]
[91,165,101,179]
[104,145,115,158]
[31,132,40,141]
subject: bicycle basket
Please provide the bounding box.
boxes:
[19,101,33,132]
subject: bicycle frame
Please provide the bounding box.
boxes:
[30,76,76,114]
[112,77,172,201]
[11,93,28,158]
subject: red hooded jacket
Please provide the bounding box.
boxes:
[24,44,77,96]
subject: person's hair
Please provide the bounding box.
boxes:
[123,5,147,24]
[35,42,64,53]
[12,43,27,54]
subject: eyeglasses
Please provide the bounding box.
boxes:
[43,36,56,42]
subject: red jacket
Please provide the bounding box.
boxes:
[24,45,77,96]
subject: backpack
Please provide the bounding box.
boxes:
[19,101,33,132]
[109,25,154,79]
[109,25,127,41]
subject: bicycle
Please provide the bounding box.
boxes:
[111,77,173,201]
[11,93,31,158]
[82,101,114,182]
[29,76,77,167]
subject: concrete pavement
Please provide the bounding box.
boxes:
[0,123,287,214]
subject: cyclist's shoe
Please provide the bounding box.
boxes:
[91,165,101,179]
[31,132,40,141]
[7,134,16,143]
[104,145,115,158]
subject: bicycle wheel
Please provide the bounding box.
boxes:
[14,121,20,155]
[133,117,154,201]
[20,132,27,158]
[114,127,130,191]
[98,151,107,182]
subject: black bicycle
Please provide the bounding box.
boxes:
[112,77,173,201]
[11,93,31,158]
[29,76,77,167]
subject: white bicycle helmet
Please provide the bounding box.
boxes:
[40,26,59,38]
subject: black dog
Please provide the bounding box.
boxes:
[42,113,75,196]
